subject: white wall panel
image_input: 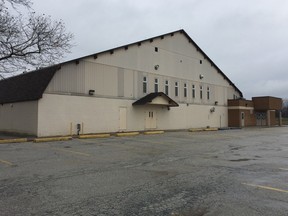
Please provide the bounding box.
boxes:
[37,94,228,137]
[45,31,240,103]
[46,62,86,94]
[0,101,38,135]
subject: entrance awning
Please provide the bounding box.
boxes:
[132,92,179,107]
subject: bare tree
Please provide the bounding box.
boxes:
[1,0,31,7]
[0,0,73,78]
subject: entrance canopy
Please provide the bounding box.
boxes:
[132,92,179,107]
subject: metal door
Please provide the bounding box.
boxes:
[256,112,266,126]
[241,112,245,127]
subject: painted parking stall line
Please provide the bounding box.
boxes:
[0,159,14,166]
[32,143,91,157]
[243,183,288,194]
[52,148,91,157]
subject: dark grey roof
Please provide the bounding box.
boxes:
[0,65,59,104]
[66,29,243,98]
[133,92,179,107]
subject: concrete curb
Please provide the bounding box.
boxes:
[204,128,219,131]
[79,134,111,139]
[189,128,219,132]
[0,128,223,144]
[33,136,72,143]
[144,131,164,135]
[189,128,204,132]
[116,132,140,137]
[0,138,28,144]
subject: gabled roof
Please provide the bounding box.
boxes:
[133,92,179,107]
[67,29,242,97]
[0,29,242,105]
[0,65,59,104]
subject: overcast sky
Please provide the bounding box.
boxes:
[32,0,288,99]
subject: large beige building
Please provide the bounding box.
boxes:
[0,30,243,137]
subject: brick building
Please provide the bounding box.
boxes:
[228,97,282,127]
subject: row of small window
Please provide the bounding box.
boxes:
[143,77,210,100]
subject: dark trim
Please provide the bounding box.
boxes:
[133,92,179,107]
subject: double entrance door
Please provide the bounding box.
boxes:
[145,110,157,129]
[256,112,267,126]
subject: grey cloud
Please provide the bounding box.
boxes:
[32,0,288,99]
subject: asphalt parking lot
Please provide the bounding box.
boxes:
[1,127,288,216]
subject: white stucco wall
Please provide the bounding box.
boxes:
[37,94,227,137]
[0,101,38,135]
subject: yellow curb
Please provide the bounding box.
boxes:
[144,131,164,135]
[116,132,140,137]
[189,128,204,132]
[34,136,72,143]
[0,138,28,144]
[204,128,218,131]
[79,134,110,139]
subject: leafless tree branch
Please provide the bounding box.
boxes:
[0,0,73,76]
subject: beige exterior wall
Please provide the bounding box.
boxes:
[45,62,135,99]
[37,94,228,137]
[45,31,240,106]
[39,31,239,136]
[0,101,38,135]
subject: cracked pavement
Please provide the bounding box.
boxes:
[1,127,288,215]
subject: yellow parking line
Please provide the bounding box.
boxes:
[0,159,14,166]
[243,183,288,193]
[52,148,91,157]
[279,168,288,171]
